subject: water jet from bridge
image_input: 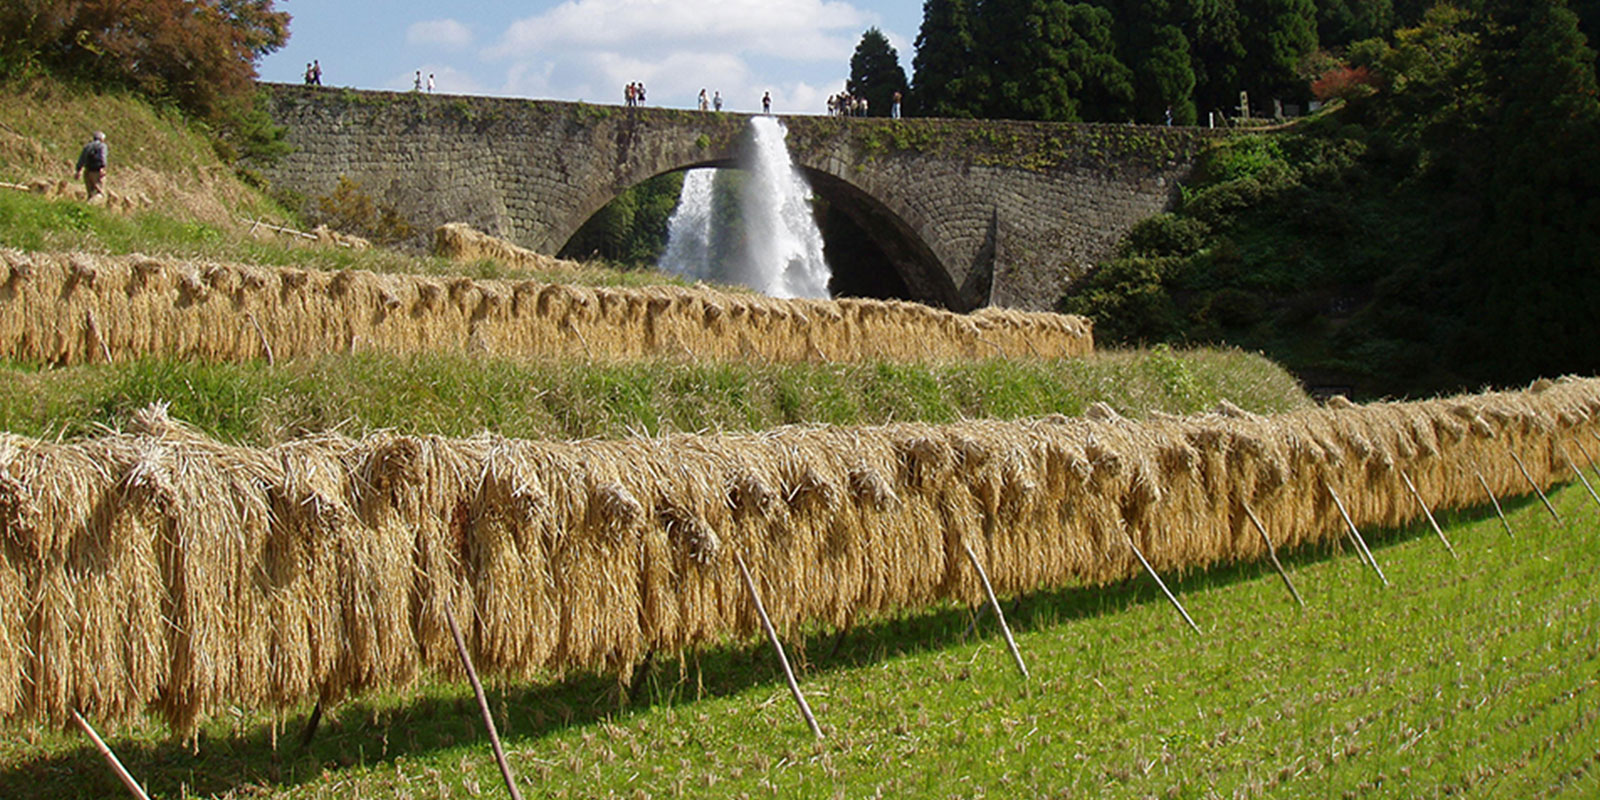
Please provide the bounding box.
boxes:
[659,116,831,298]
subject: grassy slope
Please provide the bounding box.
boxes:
[0,78,691,286]
[2,478,1595,798]
[0,346,1306,444]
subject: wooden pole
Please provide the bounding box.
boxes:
[1558,450,1600,514]
[1241,502,1305,607]
[71,709,152,800]
[443,599,525,800]
[1399,469,1458,560]
[1508,450,1561,523]
[734,551,824,739]
[1123,527,1202,635]
[299,699,323,749]
[960,540,1030,679]
[1473,469,1515,539]
[1324,482,1389,586]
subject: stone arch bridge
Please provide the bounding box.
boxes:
[259,84,1218,311]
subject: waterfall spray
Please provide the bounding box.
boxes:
[658,117,831,298]
[658,169,716,282]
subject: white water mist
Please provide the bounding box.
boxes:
[658,116,831,298]
[658,169,716,281]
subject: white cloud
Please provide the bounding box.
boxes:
[485,0,874,109]
[408,19,474,49]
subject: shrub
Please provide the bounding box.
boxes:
[312,176,416,245]
[1120,214,1212,258]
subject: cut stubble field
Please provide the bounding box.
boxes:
[3,479,1597,799]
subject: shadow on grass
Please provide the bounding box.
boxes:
[0,494,1542,799]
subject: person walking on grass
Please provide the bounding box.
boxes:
[74,131,108,201]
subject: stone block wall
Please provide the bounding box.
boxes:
[259,84,1219,312]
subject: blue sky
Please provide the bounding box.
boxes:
[258,0,922,114]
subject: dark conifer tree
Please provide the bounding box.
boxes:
[912,0,980,116]
[847,28,911,117]
[1316,0,1395,48]
[975,0,1133,121]
[1234,0,1318,104]
[1458,0,1600,382]
[1181,0,1247,118]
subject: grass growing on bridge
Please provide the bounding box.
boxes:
[2,476,1595,798]
[0,346,1303,445]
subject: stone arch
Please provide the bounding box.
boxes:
[548,156,737,259]
[551,155,967,310]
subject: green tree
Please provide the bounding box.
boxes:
[1235,0,1318,103]
[1316,0,1394,48]
[975,0,1133,121]
[1455,0,1600,383]
[560,172,686,267]
[912,0,980,116]
[1180,0,1247,117]
[847,28,910,117]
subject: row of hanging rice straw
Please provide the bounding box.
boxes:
[2,378,1598,733]
[0,251,1093,366]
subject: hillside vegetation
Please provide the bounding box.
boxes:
[1064,4,1600,398]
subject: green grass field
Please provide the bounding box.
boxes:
[0,346,1306,445]
[3,476,1596,798]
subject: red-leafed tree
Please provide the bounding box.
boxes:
[1,0,289,124]
[1310,64,1380,101]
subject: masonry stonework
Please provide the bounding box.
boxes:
[259,84,1218,311]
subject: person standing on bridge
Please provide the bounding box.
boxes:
[413,71,423,91]
[312,59,322,86]
[713,91,723,111]
[74,131,108,202]
[698,88,709,111]
[762,91,771,114]
[891,90,902,119]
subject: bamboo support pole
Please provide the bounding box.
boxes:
[960,540,1030,679]
[1400,469,1458,560]
[71,710,152,800]
[1473,469,1515,539]
[1509,450,1561,523]
[1242,501,1305,607]
[443,599,525,800]
[1559,450,1600,515]
[246,312,275,366]
[1573,437,1600,499]
[734,551,824,739]
[1324,483,1389,586]
[86,310,113,364]
[1123,527,1202,635]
